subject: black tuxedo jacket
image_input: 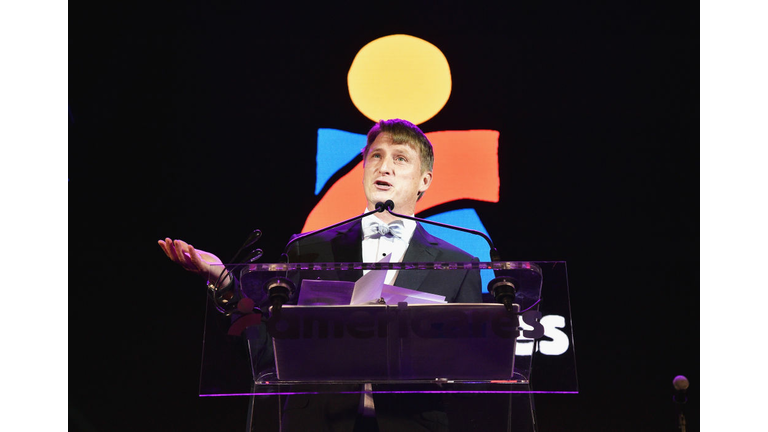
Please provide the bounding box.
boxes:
[284,219,482,304]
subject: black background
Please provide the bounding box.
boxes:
[69,2,698,431]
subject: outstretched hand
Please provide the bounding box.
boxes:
[157,238,228,285]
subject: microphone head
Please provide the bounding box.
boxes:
[375,202,386,212]
[673,375,689,391]
[243,229,262,247]
[384,200,395,211]
[246,248,264,263]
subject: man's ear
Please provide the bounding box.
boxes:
[418,171,433,195]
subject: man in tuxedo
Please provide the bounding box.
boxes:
[159,119,482,431]
[284,118,480,303]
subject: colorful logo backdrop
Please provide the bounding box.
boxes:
[303,35,503,292]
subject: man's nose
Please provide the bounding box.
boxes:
[379,157,392,174]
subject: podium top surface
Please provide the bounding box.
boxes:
[214,260,551,272]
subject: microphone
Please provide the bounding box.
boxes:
[672,375,690,403]
[212,228,264,288]
[673,375,688,432]
[228,229,263,263]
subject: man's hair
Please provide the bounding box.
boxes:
[363,119,434,173]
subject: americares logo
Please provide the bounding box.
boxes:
[303,35,501,291]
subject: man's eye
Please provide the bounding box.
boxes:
[396,156,407,162]
[371,153,381,159]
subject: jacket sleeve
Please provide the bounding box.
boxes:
[454,256,483,303]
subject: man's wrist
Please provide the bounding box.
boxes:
[207,268,232,290]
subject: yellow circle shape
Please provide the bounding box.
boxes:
[348,34,452,126]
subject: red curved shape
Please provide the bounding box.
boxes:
[302,130,500,233]
[227,313,262,336]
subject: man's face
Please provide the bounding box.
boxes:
[363,132,432,216]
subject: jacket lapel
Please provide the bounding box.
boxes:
[329,220,364,282]
[394,223,438,290]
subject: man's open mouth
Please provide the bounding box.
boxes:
[374,180,392,190]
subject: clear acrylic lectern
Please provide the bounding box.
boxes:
[199,261,577,432]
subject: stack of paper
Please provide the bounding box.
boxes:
[297,256,446,306]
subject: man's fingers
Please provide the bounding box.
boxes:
[165,239,194,272]
[165,238,184,264]
[158,239,171,258]
[173,239,188,264]
[163,238,179,262]
[176,240,200,272]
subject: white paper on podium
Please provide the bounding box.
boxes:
[381,284,445,305]
[349,254,390,305]
[297,279,355,305]
[297,253,447,306]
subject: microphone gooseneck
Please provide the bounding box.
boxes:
[382,201,526,311]
[273,202,394,308]
[282,202,392,256]
[382,201,501,261]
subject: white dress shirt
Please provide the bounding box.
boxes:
[360,212,417,286]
